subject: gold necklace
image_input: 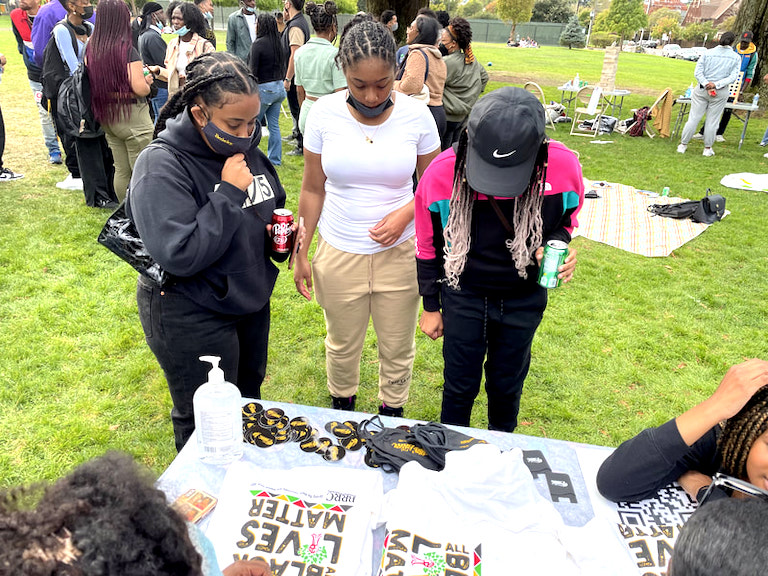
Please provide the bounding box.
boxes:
[354,119,383,144]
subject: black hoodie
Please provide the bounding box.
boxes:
[129,109,287,315]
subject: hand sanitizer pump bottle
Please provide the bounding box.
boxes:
[194,355,243,465]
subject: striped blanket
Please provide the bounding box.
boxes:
[572,179,719,257]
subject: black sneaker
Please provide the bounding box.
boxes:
[331,395,356,411]
[0,167,24,181]
[378,403,404,418]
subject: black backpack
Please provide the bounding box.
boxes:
[40,20,85,103]
[57,63,102,139]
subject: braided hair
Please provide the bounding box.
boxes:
[336,20,396,73]
[447,17,475,64]
[443,130,548,288]
[306,1,337,36]
[718,385,768,480]
[154,52,259,138]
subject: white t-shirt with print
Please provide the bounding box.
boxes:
[303,90,440,255]
[206,461,384,576]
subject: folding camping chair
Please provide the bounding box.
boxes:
[570,85,604,137]
[524,81,556,131]
[629,88,672,138]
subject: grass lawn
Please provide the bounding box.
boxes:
[1,22,767,487]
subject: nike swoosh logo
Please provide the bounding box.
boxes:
[493,149,516,158]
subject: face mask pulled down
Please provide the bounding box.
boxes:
[346,92,393,119]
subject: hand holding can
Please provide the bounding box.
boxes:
[271,209,294,254]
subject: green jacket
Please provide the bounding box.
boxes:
[227,9,254,63]
[441,51,489,122]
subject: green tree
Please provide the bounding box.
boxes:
[592,9,611,32]
[560,15,586,47]
[604,0,647,42]
[734,0,767,87]
[648,7,680,30]
[578,6,591,26]
[457,0,487,18]
[497,0,536,40]
[532,0,574,23]
[681,21,717,44]
[430,0,462,13]
[653,16,680,41]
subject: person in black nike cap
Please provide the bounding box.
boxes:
[414,86,584,431]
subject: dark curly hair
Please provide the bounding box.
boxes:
[174,1,208,38]
[446,17,476,64]
[336,20,396,73]
[0,452,203,576]
[155,51,259,138]
[718,385,768,480]
[305,1,337,35]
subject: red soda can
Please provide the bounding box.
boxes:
[708,89,717,97]
[271,209,294,253]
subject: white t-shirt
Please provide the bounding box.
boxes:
[303,90,440,255]
[206,461,384,576]
[244,12,256,42]
[380,444,637,575]
[177,40,193,78]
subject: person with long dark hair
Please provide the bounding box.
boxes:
[137,2,169,121]
[148,2,214,97]
[294,21,440,417]
[394,14,447,139]
[597,359,768,504]
[131,52,294,452]
[415,87,583,432]
[52,0,120,208]
[439,17,488,150]
[281,0,310,155]
[86,0,154,201]
[294,1,345,136]
[249,12,286,166]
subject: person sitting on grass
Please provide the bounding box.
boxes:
[597,358,768,504]
[0,451,272,576]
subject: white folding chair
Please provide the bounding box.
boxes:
[570,86,604,137]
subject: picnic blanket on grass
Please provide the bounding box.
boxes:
[720,173,768,192]
[572,179,724,257]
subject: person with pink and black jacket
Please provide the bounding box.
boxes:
[415,87,583,432]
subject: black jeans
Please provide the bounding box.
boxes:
[427,104,447,147]
[49,96,81,178]
[440,285,547,432]
[442,118,467,151]
[0,105,4,170]
[286,79,302,150]
[75,135,117,207]
[137,277,270,451]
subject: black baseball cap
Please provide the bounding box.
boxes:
[466,87,547,199]
[742,31,754,41]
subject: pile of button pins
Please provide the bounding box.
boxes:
[241,402,366,463]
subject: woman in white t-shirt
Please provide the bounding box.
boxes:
[294,20,440,417]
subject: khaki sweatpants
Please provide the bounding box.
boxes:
[313,235,420,408]
[102,101,154,201]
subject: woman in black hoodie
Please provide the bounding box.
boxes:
[130,52,291,452]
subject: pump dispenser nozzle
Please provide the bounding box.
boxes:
[200,355,225,384]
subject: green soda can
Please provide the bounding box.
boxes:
[537,240,568,289]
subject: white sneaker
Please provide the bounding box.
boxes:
[763,152,768,158]
[715,135,725,142]
[261,127,270,139]
[56,174,84,190]
[692,133,704,140]
[702,147,715,157]
[677,144,687,154]
[0,167,24,181]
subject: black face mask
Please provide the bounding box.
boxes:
[346,92,393,118]
[80,5,94,19]
[438,43,450,57]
